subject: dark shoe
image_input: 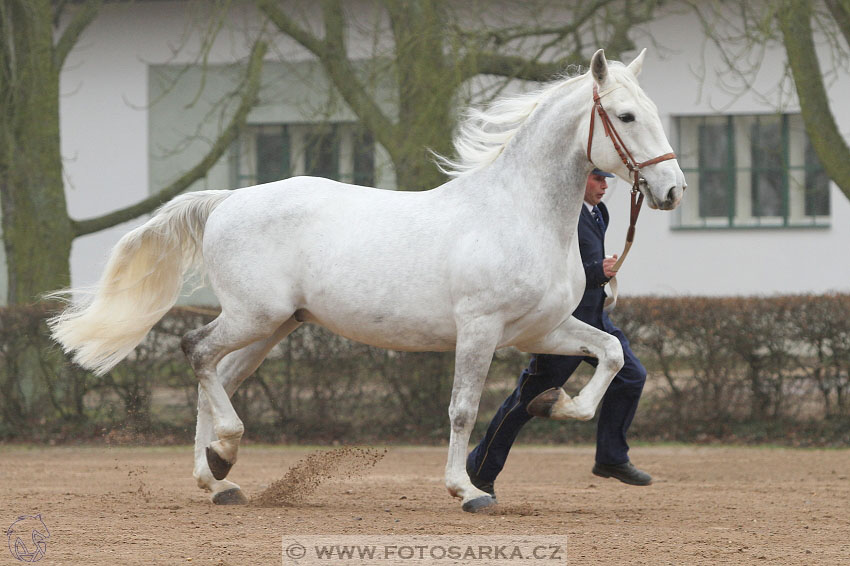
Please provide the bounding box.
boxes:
[592,461,652,486]
[466,462,496,498]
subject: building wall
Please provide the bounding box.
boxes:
[602,8,850,296]
[58,2,259,300]
[7,1,846,303]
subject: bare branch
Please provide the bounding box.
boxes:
[71,40,269,237]
[685,1,779,109]
[54,0,102,70]
[825,0,850,50]
[466,52,579,81]
[320,0,346,53]
[469,0,616,47]
[52,0,70,28]
[383,0,412,57]
[257,0,326,55]
[260,0,400,159]
[458,0,658,82]
[184,1,234,110]
[597,0,662,60]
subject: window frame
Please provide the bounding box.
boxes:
[230,122,375,189]
[672,113,830,230]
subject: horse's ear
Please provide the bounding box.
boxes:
[590,49,608,84]
[627,48,647,77]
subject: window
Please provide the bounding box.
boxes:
[674,114,830,228]
[303,125,339,180]
[352,127,375,187]
[255,126,290,185]
[231,123,375,188]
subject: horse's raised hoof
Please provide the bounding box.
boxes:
[206,446,234,481]
[212,488,248,505]
[526,387,565,418]
[462,495,497,513]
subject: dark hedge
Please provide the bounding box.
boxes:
[1,295,848,446]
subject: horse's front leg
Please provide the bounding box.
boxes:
[445,317,501,513]
[517,316,624,421]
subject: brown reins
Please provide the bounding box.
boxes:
[587,84,676,271]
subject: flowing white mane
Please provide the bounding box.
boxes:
[435,72,586,178]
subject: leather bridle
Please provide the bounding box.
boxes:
[587,84,676,271]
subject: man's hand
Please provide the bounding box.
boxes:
[603,254,619,279]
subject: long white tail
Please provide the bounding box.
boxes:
[49,190,233,375]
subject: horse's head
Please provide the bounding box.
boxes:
[587,49,686,210]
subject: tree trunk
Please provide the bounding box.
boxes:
[777,0,850,201]
[392,83,455,191]
[0,1,74,304]
[387,1,457,191]
[0,1,263,305]
[393,72,456,191]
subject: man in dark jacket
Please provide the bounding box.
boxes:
[466,169,651,496]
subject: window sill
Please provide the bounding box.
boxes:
[671,223,831,231]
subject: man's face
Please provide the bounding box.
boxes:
[584,173,609,206]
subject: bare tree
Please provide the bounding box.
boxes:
[690,0,850,201]
[257,0,660,192]
[0,0,658,304]
[0,0,267,304]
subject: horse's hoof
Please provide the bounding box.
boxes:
[462,495,497,513]
[206,446,234,481]
[212,488,248,505]
[526,387,565,418]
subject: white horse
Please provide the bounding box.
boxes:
[50,49,685,512]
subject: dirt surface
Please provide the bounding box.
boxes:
[2,444,848,565]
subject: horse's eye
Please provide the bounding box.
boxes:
[618,113,635,123]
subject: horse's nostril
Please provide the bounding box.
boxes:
[666,186,677,203]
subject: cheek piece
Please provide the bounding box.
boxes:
[586,84,677,271]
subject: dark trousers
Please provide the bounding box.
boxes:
[467,325,647,484]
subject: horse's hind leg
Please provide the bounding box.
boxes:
[182,312,288,488]
[193,316,302,504]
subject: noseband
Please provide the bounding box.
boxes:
[587,84,676,271]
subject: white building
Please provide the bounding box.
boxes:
[7,1,849,302]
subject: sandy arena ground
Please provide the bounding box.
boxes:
[2,444,848,565]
